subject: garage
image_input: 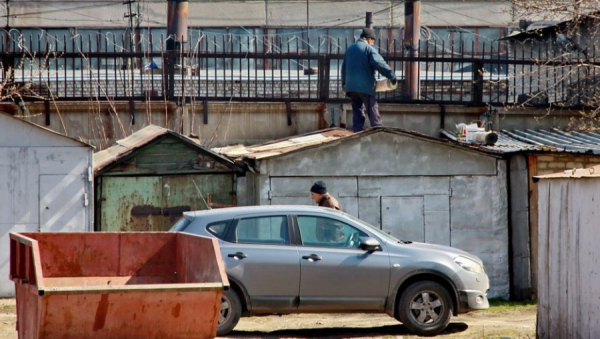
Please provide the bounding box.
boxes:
[215,127,509,298]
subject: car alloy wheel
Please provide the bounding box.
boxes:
[398,281,452,336]
[217,289,242,336]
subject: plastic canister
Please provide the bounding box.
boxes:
[465,124,482,142]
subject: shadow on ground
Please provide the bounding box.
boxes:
[223,322,469,338]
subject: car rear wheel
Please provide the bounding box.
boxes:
[398,281,452,336]
[217,289,241,336]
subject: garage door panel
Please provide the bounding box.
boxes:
[269,177,358,217]
[382,197,424,242]
[358,197,381,228]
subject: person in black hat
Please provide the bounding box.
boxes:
[341,28,397,132]
[310,181,342,211]
[310,181,344,243]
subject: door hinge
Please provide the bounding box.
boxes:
[268,191,272,200]
[83,193,89,207]
[88,166,93,182]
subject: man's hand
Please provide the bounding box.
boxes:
[390,78,397,85]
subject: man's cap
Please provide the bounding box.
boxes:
[360,28,376,40]
[310,181,327,194]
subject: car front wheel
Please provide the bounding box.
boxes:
[217,289,242,336]
[398,281,453,336]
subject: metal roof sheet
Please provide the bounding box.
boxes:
[441,128,600,154]
[212,128,355,160]
[94,124,236,173]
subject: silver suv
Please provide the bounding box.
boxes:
[170,205,489,336]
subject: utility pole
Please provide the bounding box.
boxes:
[404,0,420,100]
[124,0,140,69]
[2,0,13,82]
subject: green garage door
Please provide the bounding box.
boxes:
[100,174,233,231]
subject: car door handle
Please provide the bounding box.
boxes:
[227,252,247,260]
[302,254,322,262]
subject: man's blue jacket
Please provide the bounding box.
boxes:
[341,38,396,97]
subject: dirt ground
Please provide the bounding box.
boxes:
[0,298,536,338]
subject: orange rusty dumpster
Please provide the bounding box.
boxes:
[9,232,229,339]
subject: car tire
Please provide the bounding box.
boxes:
[398,281,453,336]
[217,289,242,336]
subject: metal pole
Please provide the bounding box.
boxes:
[166,0,188,98]
[166,0,188,53]
[365,12,373,29]
[404,0,420,100]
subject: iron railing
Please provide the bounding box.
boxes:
[2,32,600,108]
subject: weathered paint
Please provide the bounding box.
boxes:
[10,232,228,339]
[0,114,93,297]
[536,177,600,339]
[100,174,234,231]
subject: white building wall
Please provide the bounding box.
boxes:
[0,115,93,297]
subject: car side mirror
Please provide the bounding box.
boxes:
[359,237,381,252]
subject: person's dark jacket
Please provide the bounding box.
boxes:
[318,193,342,211]
[341,38,396,97]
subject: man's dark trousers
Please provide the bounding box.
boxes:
[348,92,382,132]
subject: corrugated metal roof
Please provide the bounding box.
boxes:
[441,128,600,154]
[94,125,236,173]
[212,128,355,160]
[534,164,600,180]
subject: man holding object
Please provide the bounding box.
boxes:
[341,28,397,132]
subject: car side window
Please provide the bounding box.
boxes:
[229,216,289,245]
[206,220,232,240]
[297,216,367,249]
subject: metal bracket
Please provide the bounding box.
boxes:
[286,101,292,126]
[203,100,208,124]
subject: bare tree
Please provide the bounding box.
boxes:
[508,0,600,130]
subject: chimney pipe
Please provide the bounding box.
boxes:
[365,12,373,28]
[404,0,420,100]
[167,0,189,52]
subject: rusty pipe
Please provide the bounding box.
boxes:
[404,0,420,100]
[166,0,189,52]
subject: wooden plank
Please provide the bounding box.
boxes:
[528,154,538,299]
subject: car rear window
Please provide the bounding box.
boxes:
[170,217,191,232]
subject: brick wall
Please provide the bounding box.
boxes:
[536,154,600,176]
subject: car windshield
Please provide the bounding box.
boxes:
[343,213,402,243]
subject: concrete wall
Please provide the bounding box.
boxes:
[2,1,514,28]
[3,102,581,151]
[240,130,509,298]
[0,114,94,297]
[509,154,531,300]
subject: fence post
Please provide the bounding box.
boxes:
[472,60,484,105]
[319,55,330,101]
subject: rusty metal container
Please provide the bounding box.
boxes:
[9,232,228,339]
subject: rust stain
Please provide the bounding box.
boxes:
[63,307,73,330]
[93,294,109,331]
[172,303,181,318]
[131,205,162,217]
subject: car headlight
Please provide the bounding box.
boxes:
[454,256,484,274]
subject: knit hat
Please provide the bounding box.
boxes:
[360,28,376,40]
[310,181,327,194]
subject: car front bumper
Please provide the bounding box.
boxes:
[457,289,489,313]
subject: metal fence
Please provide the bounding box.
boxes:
[2,32,600,108]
